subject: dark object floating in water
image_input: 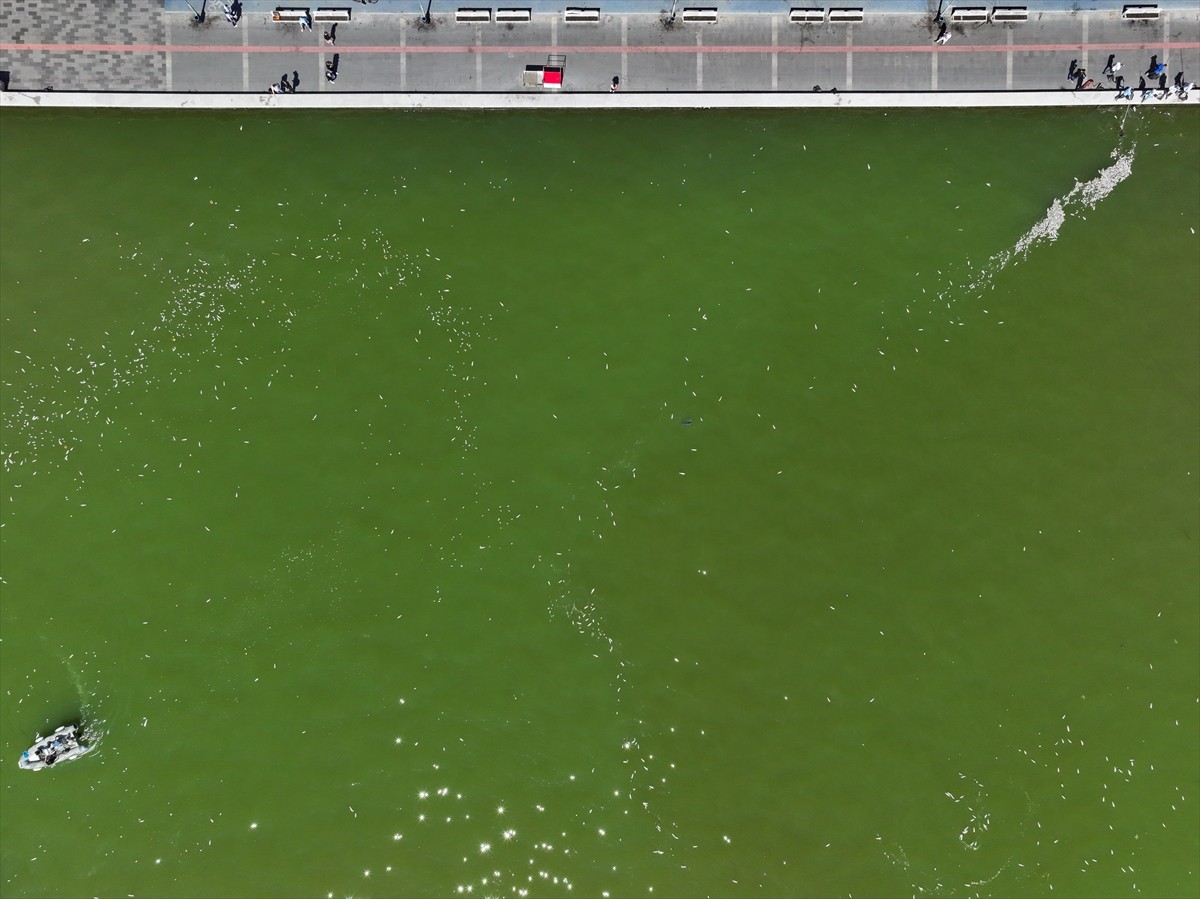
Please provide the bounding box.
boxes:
[19,723,93,771]
[681,418,693,426]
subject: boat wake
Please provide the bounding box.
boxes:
[927,146,1135,315]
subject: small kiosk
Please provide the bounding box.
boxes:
[522,54,566,90]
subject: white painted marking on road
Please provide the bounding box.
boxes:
[931,46,938,90]
[697,32,703,91]
[1007,28,1013,90]
[165,14,173,91]
[476,28,482,91]
[1081,14,1088,74]
[621,16,628,85]
[242,13,249,92]
[400,18,407,91]
[771,17,778,91]
[846,26,853,91]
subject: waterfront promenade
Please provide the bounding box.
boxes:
[1,1,1198,107]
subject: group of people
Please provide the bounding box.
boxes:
[262,15,342,94]
[268,72,298,94]
[221,2,241,27]
[267,57,339,94]
[1069,54,1192,101]
[25,729,82,767]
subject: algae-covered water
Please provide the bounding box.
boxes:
[1,107,1197,898]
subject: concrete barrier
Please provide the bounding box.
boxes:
[6,90,1193,111]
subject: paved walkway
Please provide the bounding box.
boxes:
[1,1,1198,102]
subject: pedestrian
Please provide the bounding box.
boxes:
[300,12,312,31]
[223,3,238,26]
[1159,73,1167,90]
[610,75,620,92]
[281,73,292,92]
[1145,55,1158,78]
[1117,85,1133,99]
[1102,54,1115,77]
[324,30,336,45]
[1138,75,1146,91]
[1114,74,1125,91]
[326,60,338,83]
[1175,71,1185,89]
[934,23,950,45]
[1067,59,1078,82]
[269,82,281,94]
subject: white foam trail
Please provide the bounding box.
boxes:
[958,147,1135,298]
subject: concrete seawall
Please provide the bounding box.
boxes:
[3,88,1197,109]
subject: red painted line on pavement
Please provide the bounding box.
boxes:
[3,41,1199,55]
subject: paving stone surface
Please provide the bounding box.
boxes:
[1,2,1197,97]
[2,0,164,90]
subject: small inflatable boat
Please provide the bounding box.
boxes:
[18,723,93,771]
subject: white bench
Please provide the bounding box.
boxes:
[564,6,600,23]
[1121,4,1159,19]
[456,8,492,22]
[681,8,718,24]
[496,8,531,22]
[789,8,825,23]
[314,7,350,21]
[273,7,311,22]
[827,7,863,23]
[950,6,988,22]
[990,6,1027,21]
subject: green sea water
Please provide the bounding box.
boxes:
[1,107,1197,899]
